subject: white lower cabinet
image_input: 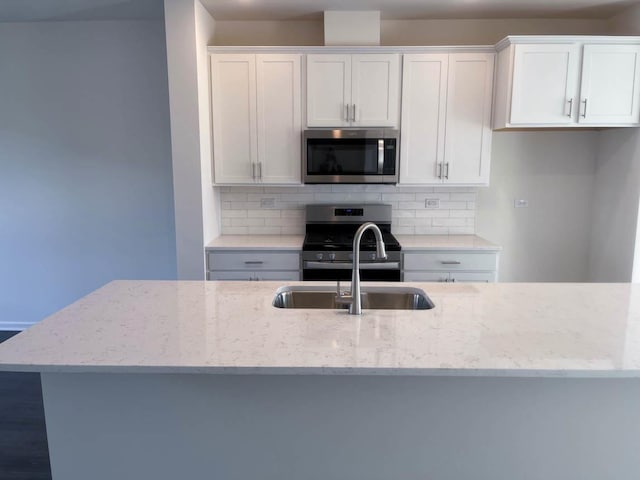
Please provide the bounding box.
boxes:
[206,251,301,281]
[403,251,499,282]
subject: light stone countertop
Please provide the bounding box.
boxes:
[1,280,639,377]
[205,234,500,251]
[206,235,305,250]
[395,235,501,251]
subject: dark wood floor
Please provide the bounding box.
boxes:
[0,331,52,480]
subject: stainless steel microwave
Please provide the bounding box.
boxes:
[303,129,399,184]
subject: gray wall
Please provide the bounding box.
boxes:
[0,20,176,329]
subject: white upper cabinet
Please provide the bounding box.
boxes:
[493,36,640,128]
[399,54,448,184]
[579,44,640,125]
[256,55,302,183]
[444,53,494,185]
[211,54,257,184]
[509,44,580,125]
[306,55,351,127]
[399,52,494,186]
[306,54,400,127]
[211,54,302,185]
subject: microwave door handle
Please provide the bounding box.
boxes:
[378,139,385,174]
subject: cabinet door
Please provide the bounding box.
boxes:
[256,54,302,184]
[211,54,257,184]
[444,53,494,185]
[579,44,640,125]
[306,55,351,127]
[351,54,401,127]
[399,54,448,185]
[510,44,580,125]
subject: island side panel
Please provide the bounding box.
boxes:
[41,373,640,480]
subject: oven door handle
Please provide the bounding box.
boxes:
[304,261,400,270]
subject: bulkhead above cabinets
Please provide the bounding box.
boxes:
[493,36,640,129]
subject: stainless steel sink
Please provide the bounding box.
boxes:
[272,285,435,310]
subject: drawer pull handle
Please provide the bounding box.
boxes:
[244,261,264,265]
[440,261,461,265]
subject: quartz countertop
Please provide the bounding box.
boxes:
[206,234,499,251]
[1,280,639,377]
[395,235,501,251]
[206,235,304,250]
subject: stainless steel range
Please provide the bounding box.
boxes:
[302,204,402,281]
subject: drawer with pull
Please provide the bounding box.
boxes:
[207,251,300,271]
[403,252,498,272]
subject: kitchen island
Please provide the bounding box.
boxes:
[1,280,640,479]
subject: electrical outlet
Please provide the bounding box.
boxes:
[514,199,529,208]
[260,198,276,208]
[425,198,440,209]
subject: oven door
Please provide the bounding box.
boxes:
[303,129,398,184]
[302,261,401,282]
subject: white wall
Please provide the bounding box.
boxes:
[382,18,608,45]
[213,20,324,46]
[0,20,176,329]
[195,1,220,244]
[476,132,597,282]
[608,4,640,34]
[588,128,640,282]
[212,17,608,46]
[164,0,206,278]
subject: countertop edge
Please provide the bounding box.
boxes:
[3,363,639,378]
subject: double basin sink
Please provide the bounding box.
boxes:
[273,285,435,311]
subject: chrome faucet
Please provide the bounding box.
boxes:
[336,222,387,315]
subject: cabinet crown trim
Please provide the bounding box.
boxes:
[208,45,496,54]
[495,35,640,51]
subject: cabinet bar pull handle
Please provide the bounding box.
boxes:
[352,104,356,122]
[567,98,573,117]
[581,99,588,118]
[441,260,461,265]
[244,261,264,265]
[377,140,385,174]
[444,162,450,180]
[251,163,256,180]
[344,104,349,121]
[258,162,262,180]
[436,163,442,179]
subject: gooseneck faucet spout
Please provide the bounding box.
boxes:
[348,222,387,315]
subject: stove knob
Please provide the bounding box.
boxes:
[315,253,323,261]
[369,252,376,261]
[328,252,336,261]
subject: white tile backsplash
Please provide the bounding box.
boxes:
[217,185,477,235]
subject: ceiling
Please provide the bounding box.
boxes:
[0,0,635,23]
